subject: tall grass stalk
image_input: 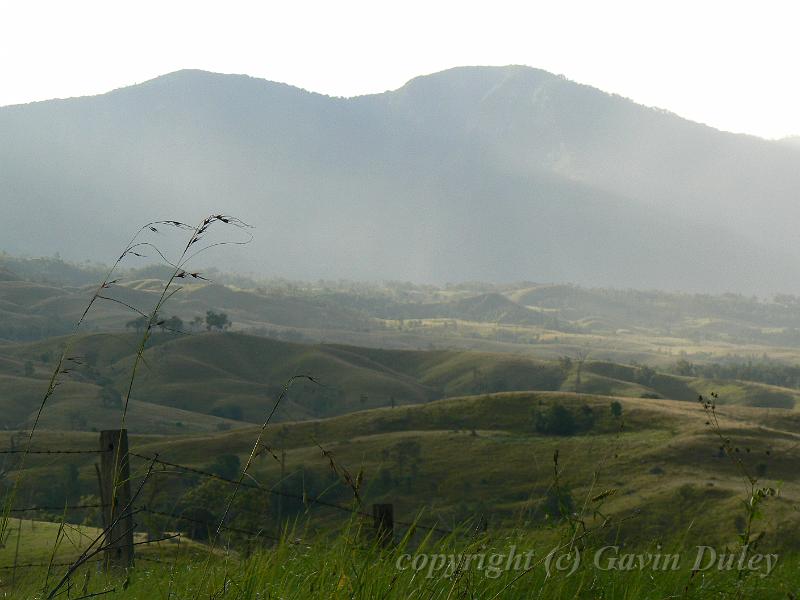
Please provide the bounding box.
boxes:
[0,215,250,595]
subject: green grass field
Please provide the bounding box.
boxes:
[3,523,798,599]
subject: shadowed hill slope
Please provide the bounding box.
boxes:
[1,332,798,433]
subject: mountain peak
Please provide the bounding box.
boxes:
[1,66,799,293]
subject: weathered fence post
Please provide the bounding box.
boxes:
[94,463,107,530]
[372,503,393,547]
[99,429,134,568]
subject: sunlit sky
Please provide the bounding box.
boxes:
[2,0,799,139]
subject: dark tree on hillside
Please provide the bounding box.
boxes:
[534,405,577,436]
[539,486,575,520]
[574,348,591,392]
[161,315,184,332]
[125,316,147,332]
[211,404,244,421]
[205,310,231,331]
[211,454,240,479]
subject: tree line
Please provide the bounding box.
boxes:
[125,310,231,333]
[671,359,800,389]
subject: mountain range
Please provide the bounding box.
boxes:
[2,65,799,293]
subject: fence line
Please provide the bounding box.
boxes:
[1,436,456,573]
[4,447,455,536]
[129,451,453,535]
[9,503,105,513]
[138,507,282,541]
[129,452,370,516]
[0,559,103,570]
[0,449,107,455]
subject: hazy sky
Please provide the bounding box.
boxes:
[2,0,798,139]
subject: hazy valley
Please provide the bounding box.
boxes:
[2,62,800,598]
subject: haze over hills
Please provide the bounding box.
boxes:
[2,65,800,292]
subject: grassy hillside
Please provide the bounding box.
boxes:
[4,390,797,547]
[0,332,568,429]
[123,391,793,543]
[1,331,798,434]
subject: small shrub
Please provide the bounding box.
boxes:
[211,404,244,421]
[534,404,577,436]
[539,487,575,520]
[211,454,241,480]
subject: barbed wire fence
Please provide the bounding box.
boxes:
[0,429,460,579]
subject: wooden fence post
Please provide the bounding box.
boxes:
[99,429,134,568]
[372,503,393,547]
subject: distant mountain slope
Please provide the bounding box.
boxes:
[0,267,19,282]
[1,66,800,292]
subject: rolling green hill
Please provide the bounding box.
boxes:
[5,389,798,552]
[8,258,800,379]
[1,331,798,437]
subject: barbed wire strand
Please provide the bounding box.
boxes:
[138,507,281,541]
[0,559,103,570]
[0,449,107,455]
[129,452,453,535]
[2,447,454,536]
[10,504,105,513]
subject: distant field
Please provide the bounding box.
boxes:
[5,258,800,369]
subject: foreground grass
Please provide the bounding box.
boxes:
[3,524,798,599]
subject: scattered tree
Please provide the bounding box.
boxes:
[205,310,231,331]
[574,347,591,393]
[125,316,148,332]
[211,404,244,421]
[190,315,204,332]
[534,404,576,436]
[539,486,575,521]
[161,315,184,332]
[533,403,596,436]
[211,454,241,480]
